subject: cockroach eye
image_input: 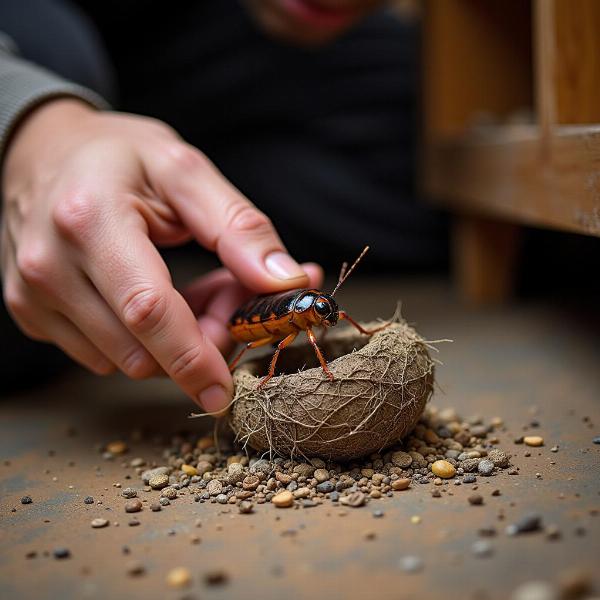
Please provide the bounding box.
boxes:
[315,299,330,316]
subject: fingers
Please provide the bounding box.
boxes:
[182,262,324,354]
[141,143,310,293]
[79,220,233,412]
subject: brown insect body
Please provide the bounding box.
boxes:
[227,247,388,386]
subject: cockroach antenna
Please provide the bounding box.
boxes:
[331,245,370,297]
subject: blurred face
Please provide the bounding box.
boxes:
[243,0,384,46]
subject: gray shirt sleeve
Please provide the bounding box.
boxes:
[0,31,109,164]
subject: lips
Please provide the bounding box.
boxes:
[279,0,361,30]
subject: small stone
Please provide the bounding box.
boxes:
[125,499,142,513]
[372,509,384,518]
[91,518,109,528]
[149,474,169,490]
[272,491,294,508]
[159,497,170,506]
[463,474,477,484]
[478,526,497,537]
[20,496,33,504]
[491,489,501,496]
[130,457,145,468]
[545,524,561,540]
[150,502,162,512]
[204,569,229,586]
[166,567,192,589]
[275,472,292,485]
[314,469,329,483]
[53,548,70,559]
[242,475,260,491]
[107,440,128,455]
[523,436,544,447]
[487,448,510,468]
[238,501,254,514]
[431,460,456,479]
[391,478,411,491]
[593,436,600,445]
[472,540,494,558]
[181,464,198,476]
[128,518,140,526]
[340,491,366,508]
[84,496,94,504]
[293,487,310,499]
[550,446,559,453]
[121,487,137,499]
[316,481,334,494]
[207,480,223,496]
[506,513,542,535]
[363,529,377,540]
[161,487,177,500]
[216,494,228,504]
[431,489,441,498]
[126,561,145,577]
[399,555,423,573]
[141,466,169,485]
[391,451,413,468]
[468,494,484,505]
[478,459,495,476]
[293,463,315,478]
[510,581,558,600]
[410,515,421,525]
[461,458,480,472]
[330,491,340,502]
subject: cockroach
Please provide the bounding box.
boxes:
[227,246,389,386]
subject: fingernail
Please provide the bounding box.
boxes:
[198,384,230,414]
[265,251,306,280]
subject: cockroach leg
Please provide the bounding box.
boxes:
[338,311,391,335]
[306,326,334,381]
[259,331,298,387]
[229,336,274,372]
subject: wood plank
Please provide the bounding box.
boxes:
[553,0,600,124]
[424,125,600,237]
[423,0,533,138]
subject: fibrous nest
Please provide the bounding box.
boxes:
[229,319,435,461]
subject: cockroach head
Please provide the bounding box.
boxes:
[314,293,339,326]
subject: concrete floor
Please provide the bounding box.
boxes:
[1,277,599,600]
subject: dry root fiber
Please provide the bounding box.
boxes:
[229,320,435,461]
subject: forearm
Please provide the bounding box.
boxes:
[0,32,108,166]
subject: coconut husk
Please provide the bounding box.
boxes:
[229,320,434,461]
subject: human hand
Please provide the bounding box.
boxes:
[1,98,322,411]
[243,0,384,46]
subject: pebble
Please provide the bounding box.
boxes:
[506,513,542,535]
[463,474,477,484]
[150,502,162,512]
[20,496,33,504]
[84,496,94,504]
[53,548,71,559]
[461,458,480,472]
[128,518,140,526]
[121,487,137,499]
[510,581,558,600]
[161,487,177,500]
[141,467,169,485]
[204,569,229,586]
[126,561,145,577]
[125,499,142,513]
[410,515,421,525]
[272,491,294,508]
[166,567,192,589]
[91,518,109,528]
[372,509,384,518]
[314,469,329,483]
[391,478,411,491]
[472,540,494,558]
[238,501,254,514]
[316,481,334,494]
[149,474,169,490]
[216,494,228,504]
[477,459,495,476]
[523,436,544,447]
[398,555,423,573]
[391,451,413,468]
[431,460,456,479]
[592,436,600,445]
[181,464,198,476]
[487,448,510,468]
[207,480,223,496]
[107,440,128,455]
[329,491,340,502]
[468,494,484,506]
[340,491,366,508]
[159,497,170,506]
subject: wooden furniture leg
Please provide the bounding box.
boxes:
[453,215,520,305]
